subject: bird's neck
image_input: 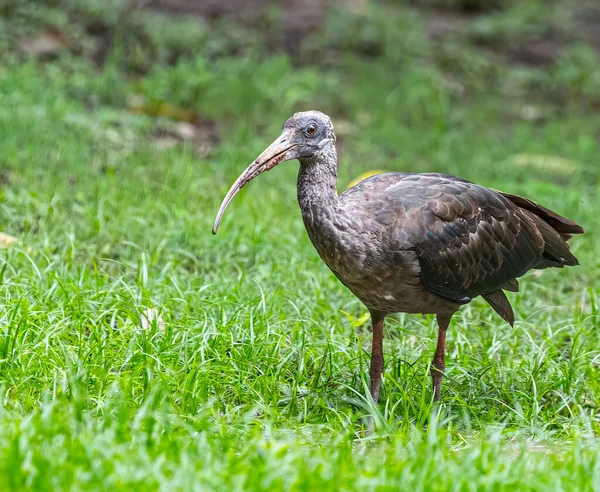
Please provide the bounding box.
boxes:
[297,145,340,231]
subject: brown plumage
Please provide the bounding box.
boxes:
[213,111,584,402]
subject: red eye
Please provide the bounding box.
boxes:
[305,124,318,136]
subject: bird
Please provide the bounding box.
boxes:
[212,110,584,403]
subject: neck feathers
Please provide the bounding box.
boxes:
[297,142,339,222]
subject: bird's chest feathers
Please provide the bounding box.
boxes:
[301,206,394,290]
[300,205,430,313]
[301,207,366,274]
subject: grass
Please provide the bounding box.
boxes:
[1,0,600,489]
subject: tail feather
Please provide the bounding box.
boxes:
[483,290,515,326]
[499,191,584,236]
[482,192,582,326]
[499,191,583,268]
[528,213,579,267]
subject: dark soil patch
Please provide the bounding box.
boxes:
[578,9,600,55]
[506,38,563,68]
[425,10,478,40]
[144,0,327,53]
[423,5,600,68]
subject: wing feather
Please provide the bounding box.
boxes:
[409,178,547,302]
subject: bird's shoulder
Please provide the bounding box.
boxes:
[341,172,477,209]
[340,172,510,225]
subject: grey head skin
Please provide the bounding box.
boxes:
[213,111,584,403]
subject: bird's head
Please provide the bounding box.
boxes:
[212,111,335,234]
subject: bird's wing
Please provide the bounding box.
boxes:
[350,173,547,302]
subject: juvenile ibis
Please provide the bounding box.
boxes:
[213,111,584,402]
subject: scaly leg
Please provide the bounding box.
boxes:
[369,310,386,403]
[431,312,454,402]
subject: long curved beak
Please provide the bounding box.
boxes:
[212,130,296,234]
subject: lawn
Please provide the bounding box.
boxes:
[0,0,599,490]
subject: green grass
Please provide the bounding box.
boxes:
[1,1,600,489]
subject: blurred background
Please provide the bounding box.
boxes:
[3,0,599,178]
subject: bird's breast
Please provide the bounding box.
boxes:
[301,210,455,315]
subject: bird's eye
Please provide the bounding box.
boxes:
[304,124,318,137]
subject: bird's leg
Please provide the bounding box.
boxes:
[431,312,453,402]
[369,311,386,403]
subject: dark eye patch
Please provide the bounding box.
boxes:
[304,123,318,136]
